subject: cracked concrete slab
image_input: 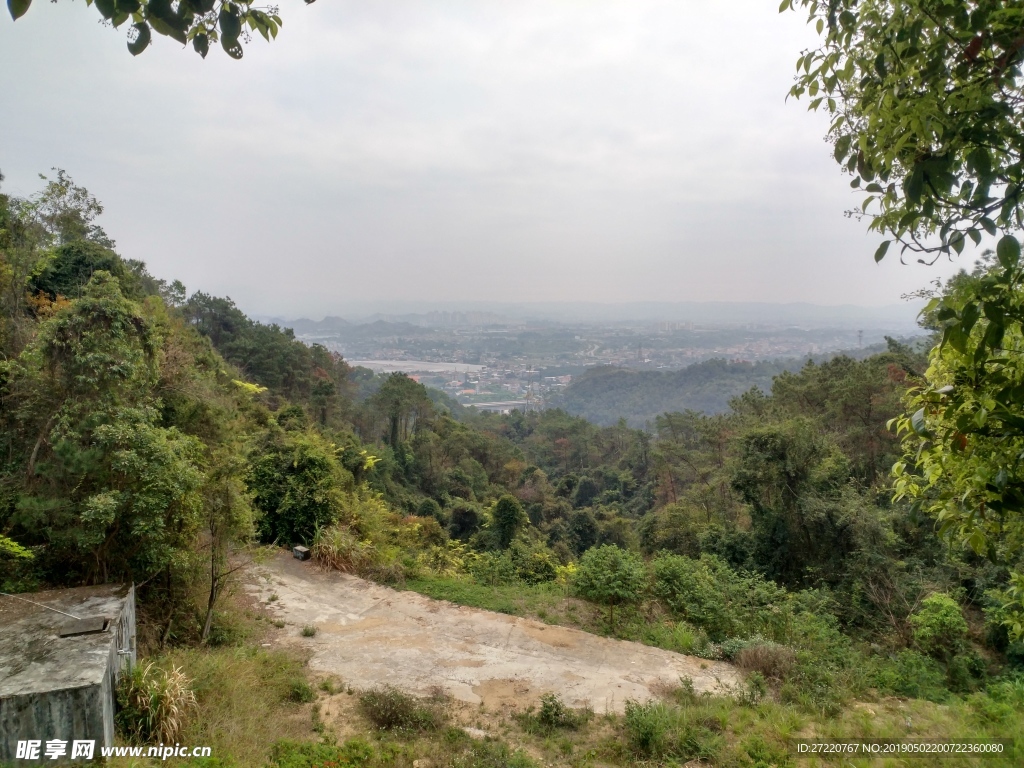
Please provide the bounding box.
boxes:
[246,551,739,714]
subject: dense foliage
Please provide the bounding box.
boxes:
[784,0,1024,261]
[0,173,1021,735]
[550,359,793,426]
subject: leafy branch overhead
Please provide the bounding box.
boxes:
[782,0,1024,261]
[6,0,315,59]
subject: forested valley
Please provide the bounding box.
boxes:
[1,174,1022,766]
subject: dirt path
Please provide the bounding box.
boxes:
[246,552,739,714]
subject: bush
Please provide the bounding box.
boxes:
[911,593,969,661]
[449,502,482,540]
[517,693,591,733]
[573,544,646,629]
[358,685,447,733]
[651,552,794,642]
[116,662,197,745]
[288,679,316,703]
[947,650,987,693]
[301,625,318,638]
[872,650,948,701]
[622,700,723,761]
[418,497,445,524]
[735,642,797,682]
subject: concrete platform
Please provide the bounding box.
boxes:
[0,584,135,762]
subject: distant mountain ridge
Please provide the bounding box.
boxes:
[258,299,924,332]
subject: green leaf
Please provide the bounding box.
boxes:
[874,240,890,262]
[222,38,243,59]
[127,21,151,55]
[834,134,852,162]
[905,166,924,204]
[996,236,1021,270]
[219,4,241,45]
[778,0,791,11]
[193,32,209,58]
[961,301,980,335]
[94,0,115,18]
[911,408,931,438]
[7,0,30,20]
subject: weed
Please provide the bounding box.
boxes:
[622,699,724,761]
[289,679,316,703]
[301,624,318,637]
[319,677,341,694]
[358,685,447,733]
[272,619,286,629]
[739,672,769,707]
[517,693,591,734]
[269,593,279,602]
[268,738,374,767]
[115,662,197,745]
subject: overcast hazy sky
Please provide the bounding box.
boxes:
[1,0,978,317]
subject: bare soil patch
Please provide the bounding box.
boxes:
[246,551,739,714]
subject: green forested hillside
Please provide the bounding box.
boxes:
[549,359,795,425]
[1,174,1022,765]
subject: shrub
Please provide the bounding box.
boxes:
[651,552,794,641]
[470,550,519,587]
[449,502,482,540]
[573,544,646,629]
[517,693,591,733]
[872,650,948,701]
[115,662,197,745]
[288,679,316,703]
[910,593,969,661]
[947,650,987,693]
[735,642,797,682]
[418,497,446,524]
[358,685,447,733]
[301,625,318,638]
[622,700,723,761]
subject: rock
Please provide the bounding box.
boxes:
[463,727,489,740]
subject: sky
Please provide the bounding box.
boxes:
[0,0,980,318]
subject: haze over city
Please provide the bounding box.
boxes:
[1,0,978,319]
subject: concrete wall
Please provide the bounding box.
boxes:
[0,683,107,761]
[0,585,136,763]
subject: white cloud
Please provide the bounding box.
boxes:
[0,0,975,315]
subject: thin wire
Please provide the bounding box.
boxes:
[0,592,84,621]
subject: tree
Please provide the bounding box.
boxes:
[2,272,204,584]
[572,544,646,630]
[370,374,433,448]
[893,251,1024,639]
[200,447,254,643]
[247,430,351,546]
[783,0,1024,638]
[491,494,527,549]
[6,0,302,59]
[785,0,1024,262]
[910,593,969,661]
[26,169,113,248]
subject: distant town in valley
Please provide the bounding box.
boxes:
[264,301,927,414]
